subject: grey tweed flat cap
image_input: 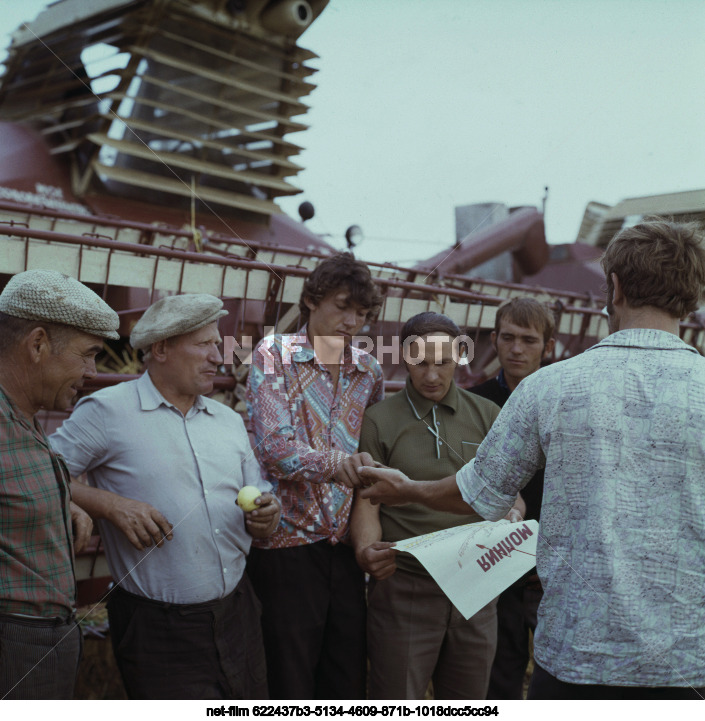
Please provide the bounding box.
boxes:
[0,269,120,340]
[130,294,227,351]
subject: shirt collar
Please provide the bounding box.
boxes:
[136,371,212,414]
[405,375,458,418]
[0,383,16,418]
[289,324,374,373]
[0,383,51,443]
[496,367,511,392]
[0,383,30,431]
[588,328,699,354]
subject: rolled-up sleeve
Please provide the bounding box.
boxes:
[457,377,545,520]
[50,396,109,477]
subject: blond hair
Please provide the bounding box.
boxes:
[494,297,555,345]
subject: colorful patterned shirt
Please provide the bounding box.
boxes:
[457,329,705,687]
[0,385,75,618]
[247,327,384,548]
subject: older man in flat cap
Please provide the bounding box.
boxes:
[0,269,119,699]
[51,293,279,700]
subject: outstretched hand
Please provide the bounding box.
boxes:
[357,467,414,506]
[334,452,382,488]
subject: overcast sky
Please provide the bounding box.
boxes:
[2,0,703,265]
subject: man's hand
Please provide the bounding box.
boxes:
[355,541,397,580]
[333,452,379,489]
[504,507,523,523]
[245,493,281,538]
[503,493,526,523]
[105,495,174,551]
[70,501,93,553]
[357,467,414,506]
[358,468,473,515]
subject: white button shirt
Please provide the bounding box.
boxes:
[51,372,271,604]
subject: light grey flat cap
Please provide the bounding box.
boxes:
[130,293,227,351]
[0,269,120,340]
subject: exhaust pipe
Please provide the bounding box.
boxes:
[260,0,313,35]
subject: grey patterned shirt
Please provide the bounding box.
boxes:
[457,328,705,687]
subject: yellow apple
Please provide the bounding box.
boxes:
[237,485,263,512]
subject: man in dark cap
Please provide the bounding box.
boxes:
[0,269,119,699]
[51,293,279,700]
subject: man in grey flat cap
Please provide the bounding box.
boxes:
[0,269,118,699]
[51,293,279,700]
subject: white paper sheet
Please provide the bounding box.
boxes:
[393,519,539,619]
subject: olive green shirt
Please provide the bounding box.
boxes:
[358,377,501,575]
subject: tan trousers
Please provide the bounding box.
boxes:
[367,569,497,700]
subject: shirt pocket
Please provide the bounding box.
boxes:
[461,441,480,462]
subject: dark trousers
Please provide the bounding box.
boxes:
[247,541,367,700]
[106,574,267,700]
[528,662,705,700]
[0,614,81,699]
[487,578,542,699]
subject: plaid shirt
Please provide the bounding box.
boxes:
[0,385,75,617]
[247,328,383,548]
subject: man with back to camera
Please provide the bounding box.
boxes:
[0,269,117,699]
[357,220,705,699]
[51,293,280,699]
[351,311,526,700]
[470,297,555,699]
[246,252,384,699]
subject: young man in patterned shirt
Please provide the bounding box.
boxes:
[246,252,384,699]
[358,220,705,699]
